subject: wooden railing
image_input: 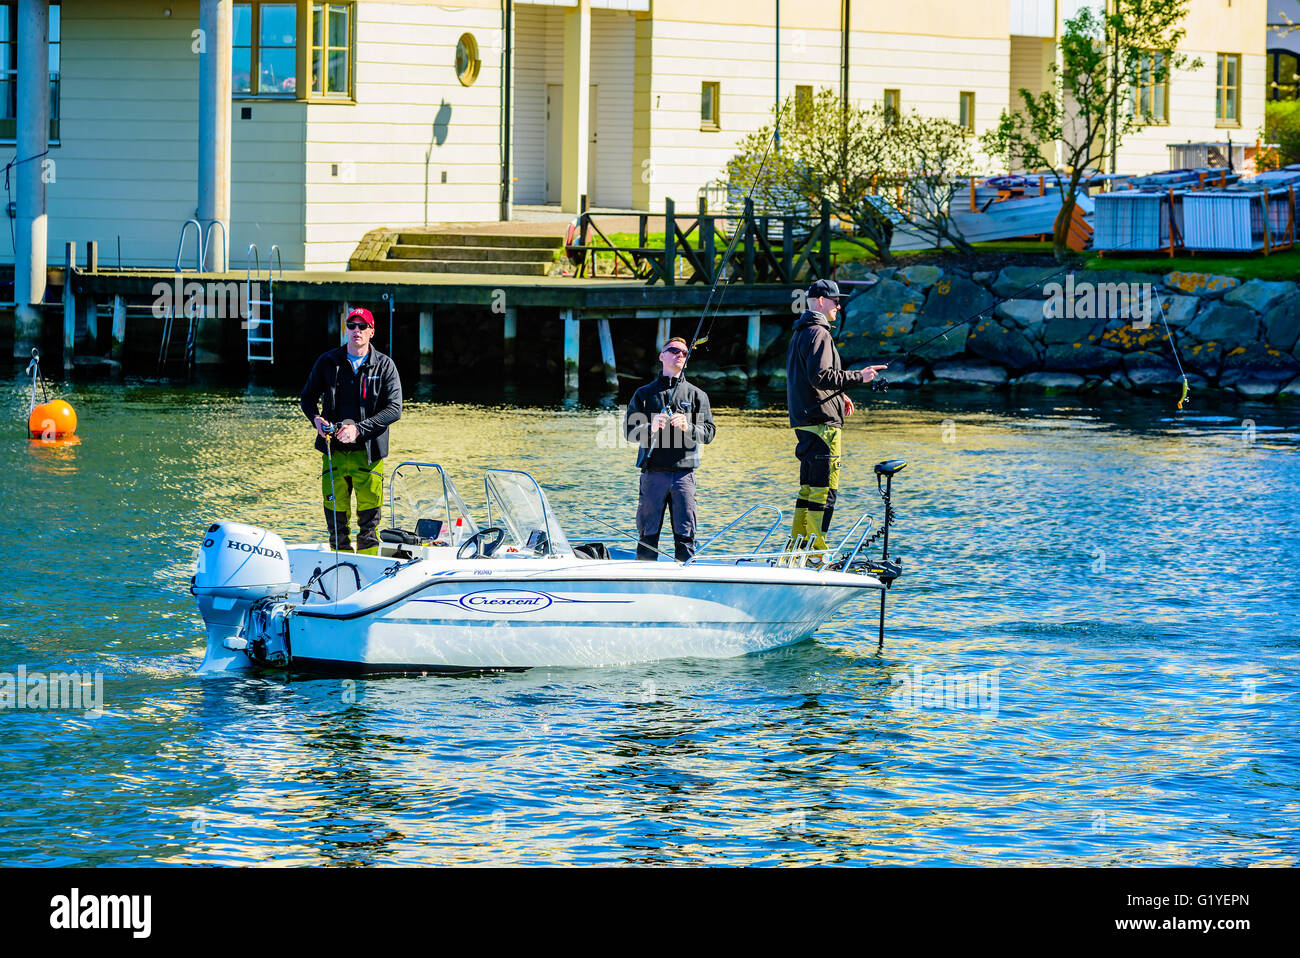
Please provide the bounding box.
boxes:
[566,196,837,287]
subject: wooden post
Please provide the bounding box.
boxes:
[663,197,676,286]
[1038,174,1045,197]
[63,242,77,371]
[1167,189,1175,258]
[111,294,127,366]
[86,240,98,273]
[502,307,517,377]
[656,316,671,352]
[746,313,761,378]
[562,308,580,395]
[1262,193,1272,256]
[969,176,976,212]
[819,198,832,279]
[340,302,350,344]
[596,317,617,391]
[743,198,755,284]
[419,310,434,378]
[700,196,715,285]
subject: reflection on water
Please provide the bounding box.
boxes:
[0,380,1297,865]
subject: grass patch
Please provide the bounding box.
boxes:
[1082,248,1300,281]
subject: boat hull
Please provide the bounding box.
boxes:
[285,573,869,671]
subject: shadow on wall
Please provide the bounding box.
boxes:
[425,100,453,226]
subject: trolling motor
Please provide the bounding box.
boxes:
[873,459,906,649]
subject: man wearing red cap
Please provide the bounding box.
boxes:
[300,307,403,554]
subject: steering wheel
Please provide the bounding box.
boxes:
[457,526,506,560]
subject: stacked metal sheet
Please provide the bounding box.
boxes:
[1182,179,1298,251]
[1092,191,1173,252]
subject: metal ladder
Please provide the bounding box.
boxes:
[246,244,282,363]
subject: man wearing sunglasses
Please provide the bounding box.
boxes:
[300,307,403,554]
[788,278,887,559]
[624,336,716,561]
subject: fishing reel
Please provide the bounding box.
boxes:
[870,377,889,392]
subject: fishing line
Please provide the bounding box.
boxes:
[688,127,779,359]
[804,228,1197,417]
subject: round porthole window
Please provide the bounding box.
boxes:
[456,33,480,87]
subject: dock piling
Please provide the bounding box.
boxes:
[562,308,580,395]
[419,310,434,378]
[111,295,126,370]
[502,307,517,378]
[63,242,77,372]
[596,318,617,391]
[746,313,761,377]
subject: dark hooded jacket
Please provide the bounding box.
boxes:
[786,310,863,428]
[300,346,402,461]
[624,374,716,470]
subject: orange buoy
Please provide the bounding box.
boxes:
[28,400,77,440]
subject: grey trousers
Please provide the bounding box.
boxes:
[636,469,697,561]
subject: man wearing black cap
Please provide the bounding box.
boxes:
[787,279,887,557]
[300,306,403,554]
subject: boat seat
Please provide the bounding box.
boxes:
[572,542,611,560]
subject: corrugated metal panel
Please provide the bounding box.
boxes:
[1093,193,1171,251]
[512,4,551,204]
[591,10,635,208]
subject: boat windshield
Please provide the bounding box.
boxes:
[484,469,574,557]
[387,462,479,545]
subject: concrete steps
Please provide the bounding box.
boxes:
[351,229,564,276]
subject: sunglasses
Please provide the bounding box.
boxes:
[663,346,688,357]
[346,322,370,330]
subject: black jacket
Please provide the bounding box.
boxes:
[300,346,403,461]
[624,374,716,470]
[787,310,862,428]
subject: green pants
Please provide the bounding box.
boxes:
[322,452,384,554]
[791,424,841,552]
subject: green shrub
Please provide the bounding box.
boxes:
[1265,100,1300,167]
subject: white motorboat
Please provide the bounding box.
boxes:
[191,462,906,673]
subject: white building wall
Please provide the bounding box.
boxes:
[1116,53,1268,174]
[302,1,504,269]
[640,20,841,211]
[4,0,305,271]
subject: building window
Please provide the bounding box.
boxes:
[959,91,975,133]
[1269,50,1299,100]
[233,2,297,97]
[701,81,720,130]
[456,33,480,86]
[0,1,60,144]
[883,88,900,124]
[1132,52,1168,124]
[795,85,813,122]
[1216,52,1240,125]
[312,3,353,97]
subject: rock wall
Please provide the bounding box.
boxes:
[816,264,1300,399]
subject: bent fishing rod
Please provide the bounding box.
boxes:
[799,231,1195,419]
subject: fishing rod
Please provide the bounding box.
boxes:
[799,230,1195,419]
[649,127,780,453]
[570,507,678,564]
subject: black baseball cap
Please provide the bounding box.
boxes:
[807,278,848,300]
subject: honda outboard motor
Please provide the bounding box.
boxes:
[193,522,294,672]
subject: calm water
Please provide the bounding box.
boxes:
[0,379,1297,866]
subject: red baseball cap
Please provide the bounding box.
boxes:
[345,307,375,328]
